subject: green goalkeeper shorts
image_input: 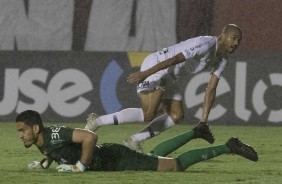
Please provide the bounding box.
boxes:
[90,143,158,171]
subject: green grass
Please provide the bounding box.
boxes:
[1,122,282,184]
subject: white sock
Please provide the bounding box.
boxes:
[131,113,175,142]
[96,108,144,126]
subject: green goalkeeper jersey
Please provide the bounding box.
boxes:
[39,126,82,165]
[39,125,158,171]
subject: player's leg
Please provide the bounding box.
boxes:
[176,144,230,171]
[85,108,144,131]
[127,93,183,143]
[130,78,184,142]
[157,157,178,171]
[175,138,258,171]
[123,89,165,152]
[150,128,195,157]
[140,89,164,122]
[123,55,182,151]
[128,113,175,142]
[124,79,183,152]
[162,99,184,123]
[150,123,214,156]
[159,145,228,172]
[161,77,184,123]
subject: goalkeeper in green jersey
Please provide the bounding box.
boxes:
[16,110,258,173]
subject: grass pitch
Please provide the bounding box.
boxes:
[1,122,282,184]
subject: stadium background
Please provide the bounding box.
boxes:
[0,0,281,125]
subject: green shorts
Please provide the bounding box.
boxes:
[90,143,158,171]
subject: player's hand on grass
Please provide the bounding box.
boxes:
[56,164,82,173]
[27,161,43,169]
[56,161,87,173]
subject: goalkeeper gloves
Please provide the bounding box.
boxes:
[27,161,43,169]
[56,161,87,173]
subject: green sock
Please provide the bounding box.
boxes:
[176,144,231,171]
[150,130,195,156]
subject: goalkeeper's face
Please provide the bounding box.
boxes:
[16,122,39,148]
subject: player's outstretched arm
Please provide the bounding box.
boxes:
[201,74,220,123]
[127,53,186,84]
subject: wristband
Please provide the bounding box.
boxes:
[40,158,49,169]
[75,160,87,171]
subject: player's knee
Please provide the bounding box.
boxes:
[169,112,184,123]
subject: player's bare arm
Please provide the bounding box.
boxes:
[72,129,98,166]
[127,53,186,84]
[201,74,220,123]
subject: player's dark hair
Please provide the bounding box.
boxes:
[16,110,44,132]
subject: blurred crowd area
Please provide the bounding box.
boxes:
[71,0,282,53]
[0,0,281,52]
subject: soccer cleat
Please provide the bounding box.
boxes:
[85,113,100,131]
[123,138,144,153]
[226,137,258,162]
[193,122,215,144]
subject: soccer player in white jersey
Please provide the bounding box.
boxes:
[86,24,242,152]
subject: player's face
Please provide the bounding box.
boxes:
[16,122,38,148]
[223,29,242,54]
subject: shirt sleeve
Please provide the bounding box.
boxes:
[181,45,204,60]
[58,126,73,142]
[49,126,74,143]
[181,36,215,60]
[211,59,228,78]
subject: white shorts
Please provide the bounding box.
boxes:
[136,52,182,101]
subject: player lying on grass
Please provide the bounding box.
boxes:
[16,110,258,173]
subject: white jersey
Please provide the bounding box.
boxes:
[157,36,228,78]
[138,36,228,99]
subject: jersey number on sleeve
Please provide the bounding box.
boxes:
[51,127,61,139]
